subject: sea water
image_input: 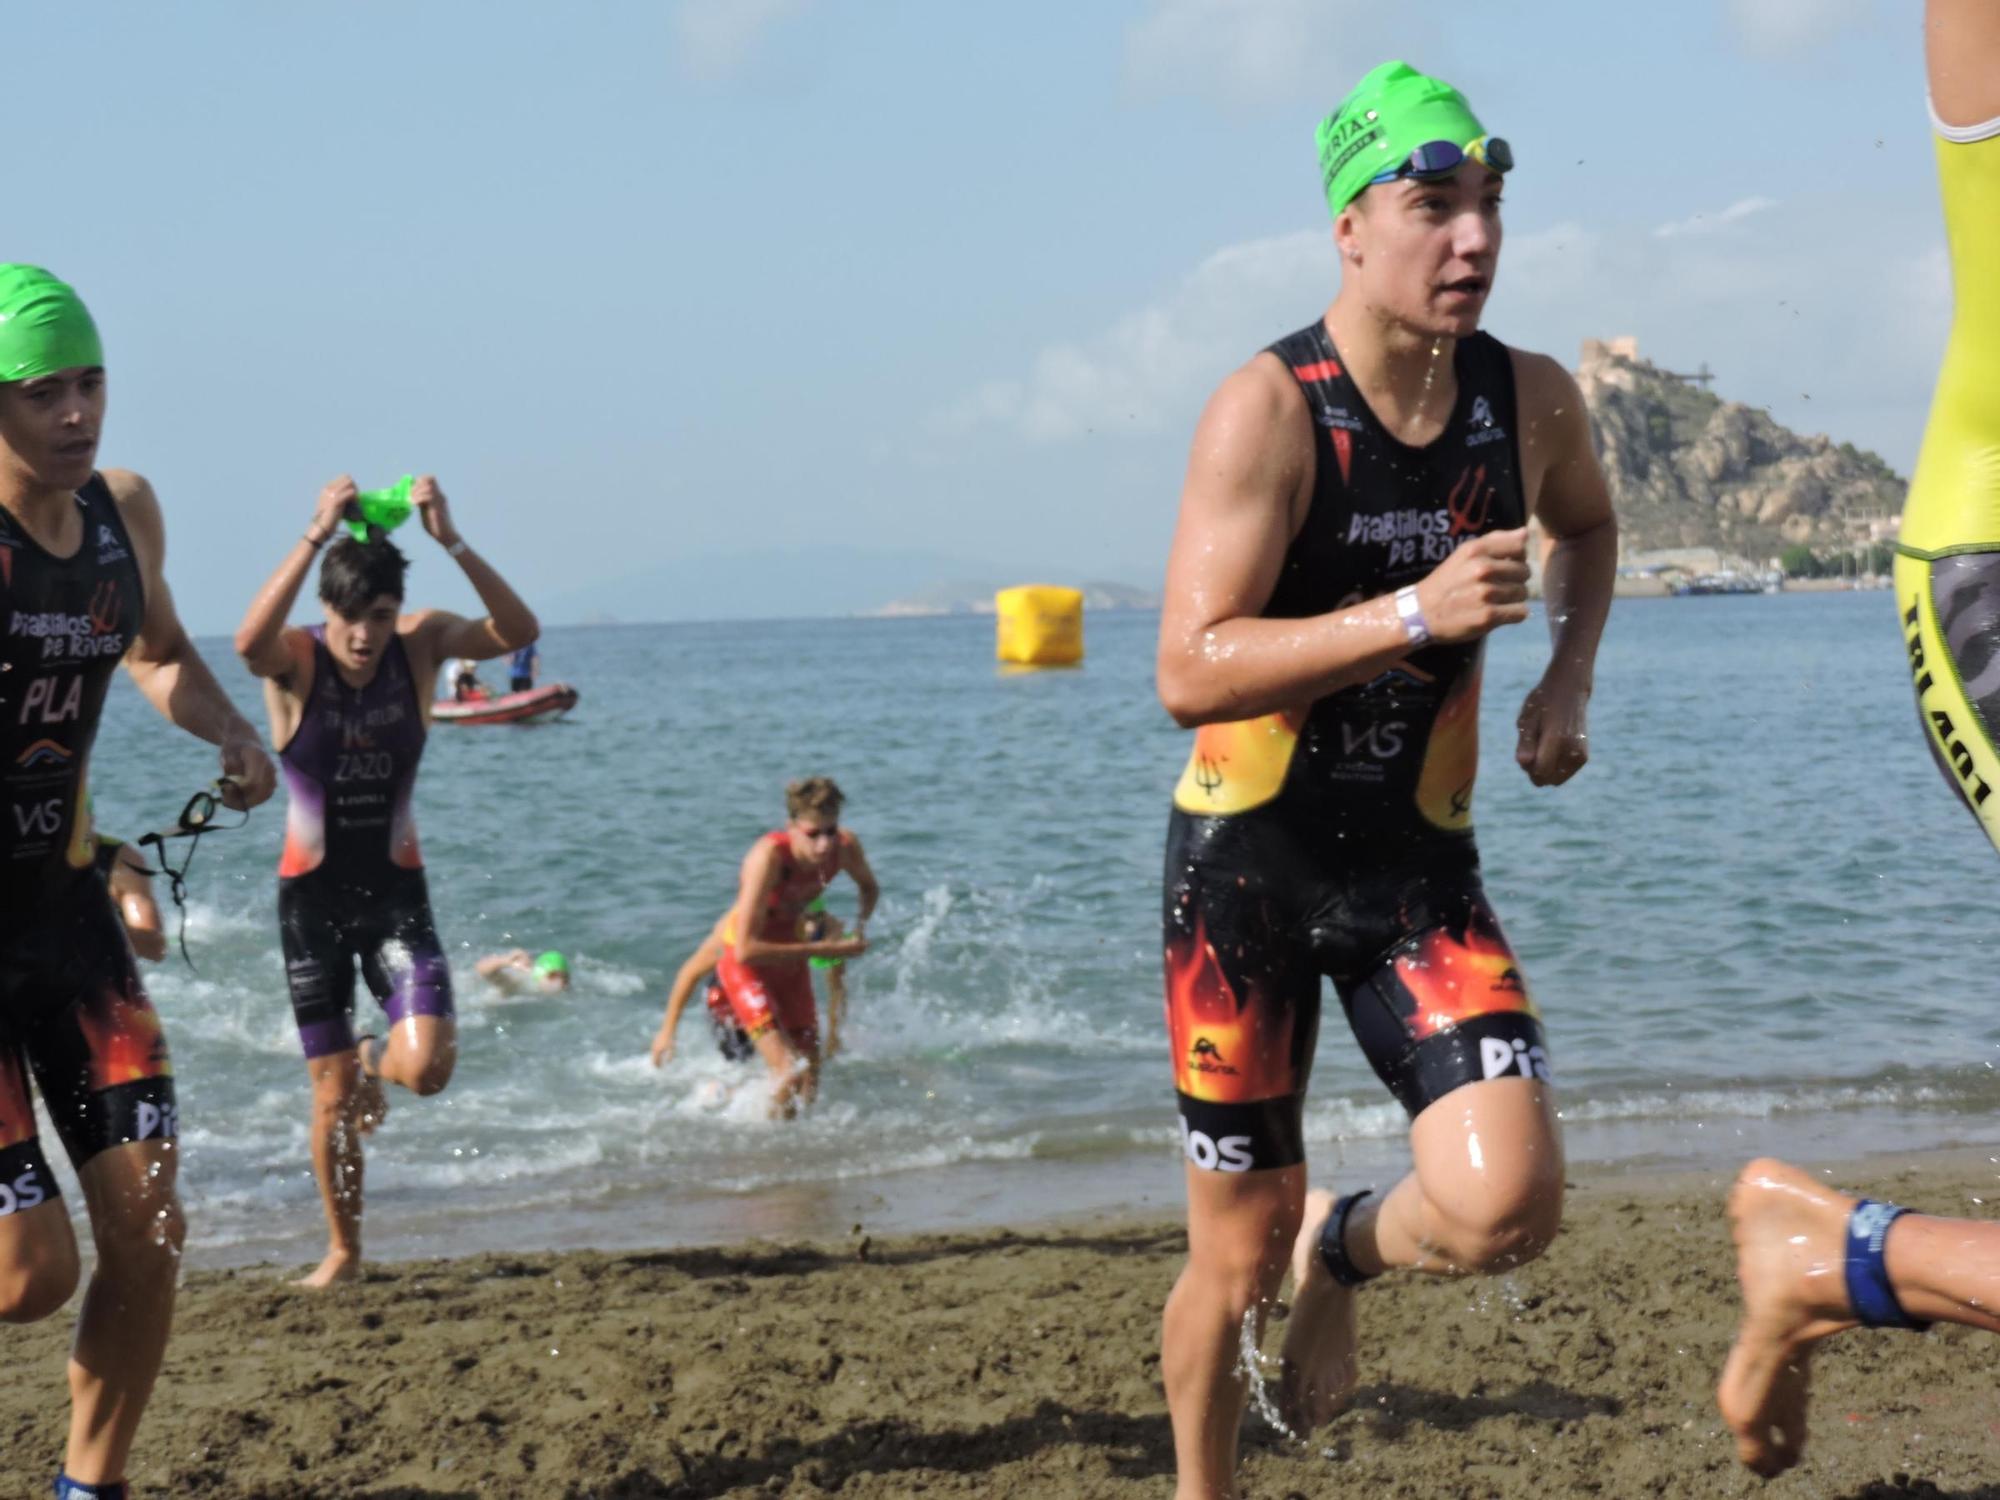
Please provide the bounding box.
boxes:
[67,592,2000,1266]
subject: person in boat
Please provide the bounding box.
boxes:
[475,947,571,995]
[507,640,538,694]
[234,472,538,1287]
[650,897,854,1068]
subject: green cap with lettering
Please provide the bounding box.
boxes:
[1315,61,1491,218]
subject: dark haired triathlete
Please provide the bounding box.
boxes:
[1717,0,2000,1478]
[0,265,277,1500]
[1152,62,1616,1495]
[236,473,538,1288]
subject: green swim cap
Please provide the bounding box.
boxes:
[532,950,569,979]
[1315,61,1494,219]
[0,265,103,383]
[344,475,416,544]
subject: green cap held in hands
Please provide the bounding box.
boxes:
[344,475,416,543]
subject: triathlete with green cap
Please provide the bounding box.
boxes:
[1153,61,1617,1492]
[475,946,574,995]
[0,266,278,1500]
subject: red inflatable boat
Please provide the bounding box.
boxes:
[432,682,579,726]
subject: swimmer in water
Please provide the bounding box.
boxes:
[1718,0,2000,1477]
[708,778,877,1117]
[0,265,279,1500]
[1151,60,1616,1494]
[650,898,853,1068]
[475,948,571,995]
[235,473,538,1289]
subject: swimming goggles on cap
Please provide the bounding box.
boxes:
[1368,136,1513,186]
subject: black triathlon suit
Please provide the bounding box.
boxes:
[1164,324,1551,1175]
[0,476,176,1218]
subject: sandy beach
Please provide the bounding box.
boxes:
[6,1149,1998,1499]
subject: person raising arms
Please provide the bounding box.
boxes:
[235,473,537,1288]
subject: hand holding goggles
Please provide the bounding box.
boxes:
[1368,135,1513,188]
[137,776,252,968]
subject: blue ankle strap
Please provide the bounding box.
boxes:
[1845,1199,1931,1331]
[1316,1190,1378,1287]
[54,1477,127,1500]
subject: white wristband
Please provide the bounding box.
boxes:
[1393,585,1431,647]
[446,539,469,558]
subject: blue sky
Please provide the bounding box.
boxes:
[13,0,1942,629]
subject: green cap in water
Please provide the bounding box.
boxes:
[1315,61,1496,219]
[343,475,416,543]
[533,950,569,979]
[0,265,103,383]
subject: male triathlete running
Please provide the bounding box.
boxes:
[1153,62,1616,1497]
[0,265,277,1500]
[710,778,876,1116]
[650,898,854,1067]
[1719,0,2000,1477]
[235,474,537,1288]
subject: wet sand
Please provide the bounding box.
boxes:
[6,1150,2000,1499]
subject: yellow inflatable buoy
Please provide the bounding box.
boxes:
[995,585,1084,666]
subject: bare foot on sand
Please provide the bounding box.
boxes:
[294,1247,361,1289]
[1279,1188,1360,1433]
[1716,1158,1859,1477]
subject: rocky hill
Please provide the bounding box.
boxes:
[1577,338,1904,556]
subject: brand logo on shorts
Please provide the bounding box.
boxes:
[135,1100,179,1142]
[0,1165,50,1217]
[1179,1119,1256,1173]
[1187,1037,1238,1076]
[1479,1036,1552,1084]
[1904,595,1994,808]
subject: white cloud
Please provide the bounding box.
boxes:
[673,0,811,79]
[945,201,1949,474]
[1653,195,1780,238]
[1124,0,1415,104]
[1727,0,1872,57]
[942,228,1334,443]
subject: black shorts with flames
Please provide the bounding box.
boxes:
[1164,807,1549,1174]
